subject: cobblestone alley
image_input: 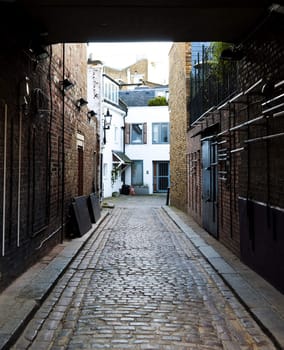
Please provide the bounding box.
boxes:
[12,196,277,350]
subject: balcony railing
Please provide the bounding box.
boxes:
[189,44,239,125]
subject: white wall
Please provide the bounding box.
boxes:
[125,106,170,194]
[87,64,126,199]
[102,105,125,198]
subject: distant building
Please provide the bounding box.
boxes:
[104,58,168,90]
[120,86,170,194]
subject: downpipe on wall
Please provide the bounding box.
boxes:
[61,43,65,244]
[17,110,22,247]
[17,76,30,247]
[1,100,7,256]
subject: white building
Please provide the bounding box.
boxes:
[120,87,170,194]
[88,60,129,199]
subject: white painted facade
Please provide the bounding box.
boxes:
[101,104,126,198]
[124,106,170,194]
[87,62,127,199]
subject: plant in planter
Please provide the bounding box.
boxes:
[148,96,168,106]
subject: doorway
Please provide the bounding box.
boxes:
[201,138,218,237]
[131,160,143,185]
[153,161,170,192]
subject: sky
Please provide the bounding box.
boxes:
[87,41,172,70]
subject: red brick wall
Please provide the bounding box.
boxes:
[0,43,98,291]
[186,39,284,258]
[238,40,284,209]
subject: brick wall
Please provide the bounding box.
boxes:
[237,40,284,209]
[186,39,284,262]
[168,43,190,211]
[0,43,98,292]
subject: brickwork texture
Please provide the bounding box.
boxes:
[0,43,99,292]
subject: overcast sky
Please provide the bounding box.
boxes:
[87,41,172,70]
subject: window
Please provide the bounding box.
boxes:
[103,76,119,105]
[131,123,143,144]
[152,123,169,144]
[125,123,147,144]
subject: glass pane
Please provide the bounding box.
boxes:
[158,177,168,190]
[152,124,159,143]
[131,124,143,143]
[159,162,168,176]
[161,124,169,143]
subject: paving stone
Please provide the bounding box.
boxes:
[11,201,278,350]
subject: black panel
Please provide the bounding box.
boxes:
[72,195,92,237]
[88,193,101,223]
[239,198,284,294]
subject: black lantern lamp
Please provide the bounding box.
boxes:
[104,109,112,129]
[103,108,112,144]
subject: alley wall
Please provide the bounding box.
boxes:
[0,43,99,292]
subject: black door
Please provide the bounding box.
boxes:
[201,138,218,237]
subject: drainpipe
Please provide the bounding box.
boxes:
[17,109,22,247]
[122,102,128,185]
[17,76,30,247]
[2,101,7,256]
[61,43,65,244]
[120,99,128,154]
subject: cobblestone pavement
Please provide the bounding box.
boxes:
[12,201,276,349]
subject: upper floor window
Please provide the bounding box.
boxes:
[152,123,169,144]
[125,123,147,144]
[103,76,119,105]
[131,124,143,144]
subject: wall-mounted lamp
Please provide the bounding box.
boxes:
[76,98,88,110]
[103,108,112,144]
[30,43,49,61]
[88,110,97,118]
[220,47,245,61]
[60,78,74,92]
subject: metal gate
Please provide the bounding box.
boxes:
[153,161,170,192]
[201,138,218,237]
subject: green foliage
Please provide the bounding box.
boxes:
[148,96,168,106]
[209,42,232,80]
[210,42,231,63]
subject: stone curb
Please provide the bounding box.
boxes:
[162,205,284,350]
[0,211,109,350]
